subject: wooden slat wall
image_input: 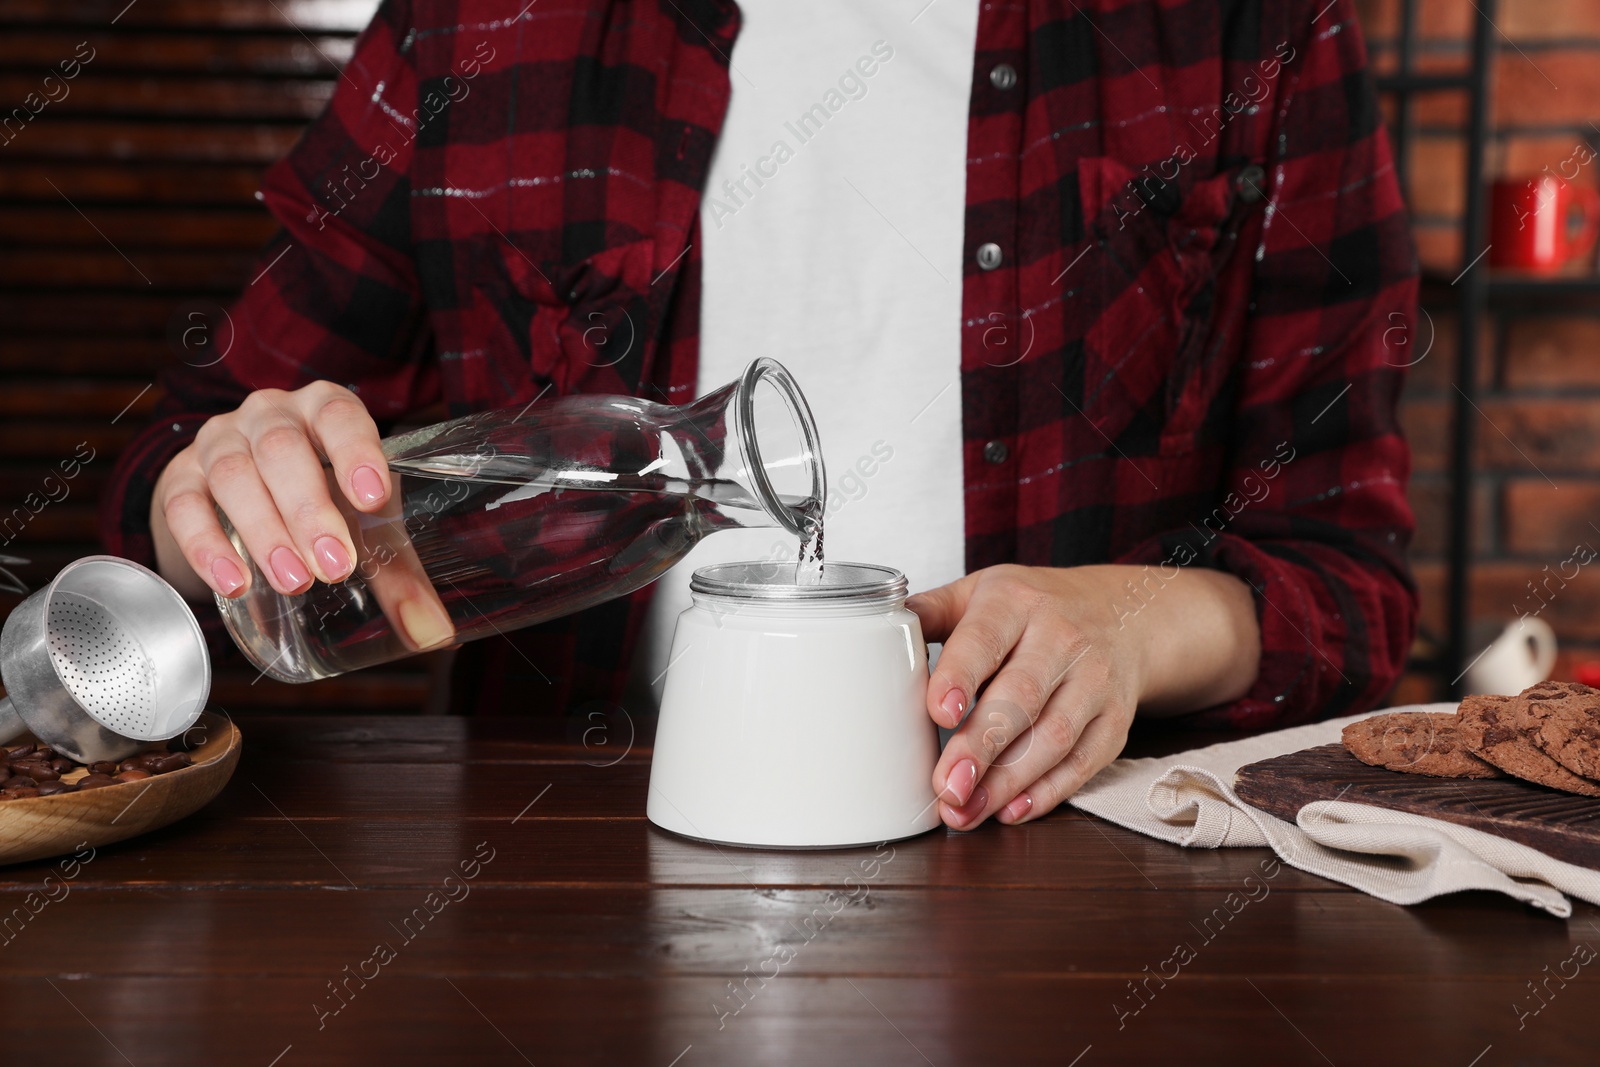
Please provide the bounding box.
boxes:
[0,0,440,714]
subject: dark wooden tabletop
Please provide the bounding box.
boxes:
[0,712,1590,1066]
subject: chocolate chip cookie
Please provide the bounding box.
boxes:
[1457,693,1600,797]
[1341,711,1503,778]
[1515,680,1600,781]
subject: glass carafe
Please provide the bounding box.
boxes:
[214,358,825,683]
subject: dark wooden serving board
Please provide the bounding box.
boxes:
[1234,743,1600,870]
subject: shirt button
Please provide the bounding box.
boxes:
[983,439,1009,464]
[1235,164,1266,203]
[976,242,1003,271]
[989,63,1018,90]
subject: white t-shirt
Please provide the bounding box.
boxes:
[627,0,978,706]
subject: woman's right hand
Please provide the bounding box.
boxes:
[151,381,392,601]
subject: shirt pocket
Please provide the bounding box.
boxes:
[1071,156,1264,457]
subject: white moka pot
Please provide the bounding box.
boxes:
[647,561,941,849]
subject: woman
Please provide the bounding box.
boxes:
[103,0,1418,832]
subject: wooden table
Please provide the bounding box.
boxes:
[0,713,1590,1065]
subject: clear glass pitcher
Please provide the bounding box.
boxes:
[215,358,825,683]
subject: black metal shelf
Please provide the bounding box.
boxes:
[1376,72,1475,94]
[1487,274,1600,302]
[1379,0,1497,696]
[1420,272,1600,305]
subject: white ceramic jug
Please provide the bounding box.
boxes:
[1465,617,1558,696]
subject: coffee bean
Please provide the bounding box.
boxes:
[0,740,187,799]
[147,753,192,775]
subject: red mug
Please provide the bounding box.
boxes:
[1489,175,1600,272]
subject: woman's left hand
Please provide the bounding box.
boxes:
[905,563,1260,830]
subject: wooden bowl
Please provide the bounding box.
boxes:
[0,711,240,866]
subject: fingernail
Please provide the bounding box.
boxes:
[1000,793,1033,824]
[211,557,244,596]
[951,786,989,828]
[943,758,977,807]
[939,687,966,726]
[398,598,455,650]
[269,547,312,591]
[352,465,386,506]
[314,536,352,580]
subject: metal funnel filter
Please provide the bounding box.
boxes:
[0,556,210,763]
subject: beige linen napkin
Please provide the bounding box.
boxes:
[1068,702,1600,917]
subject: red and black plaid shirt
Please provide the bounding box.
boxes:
[103,0,1419,729]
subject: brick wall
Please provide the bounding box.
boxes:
[1355,0,1600,702]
